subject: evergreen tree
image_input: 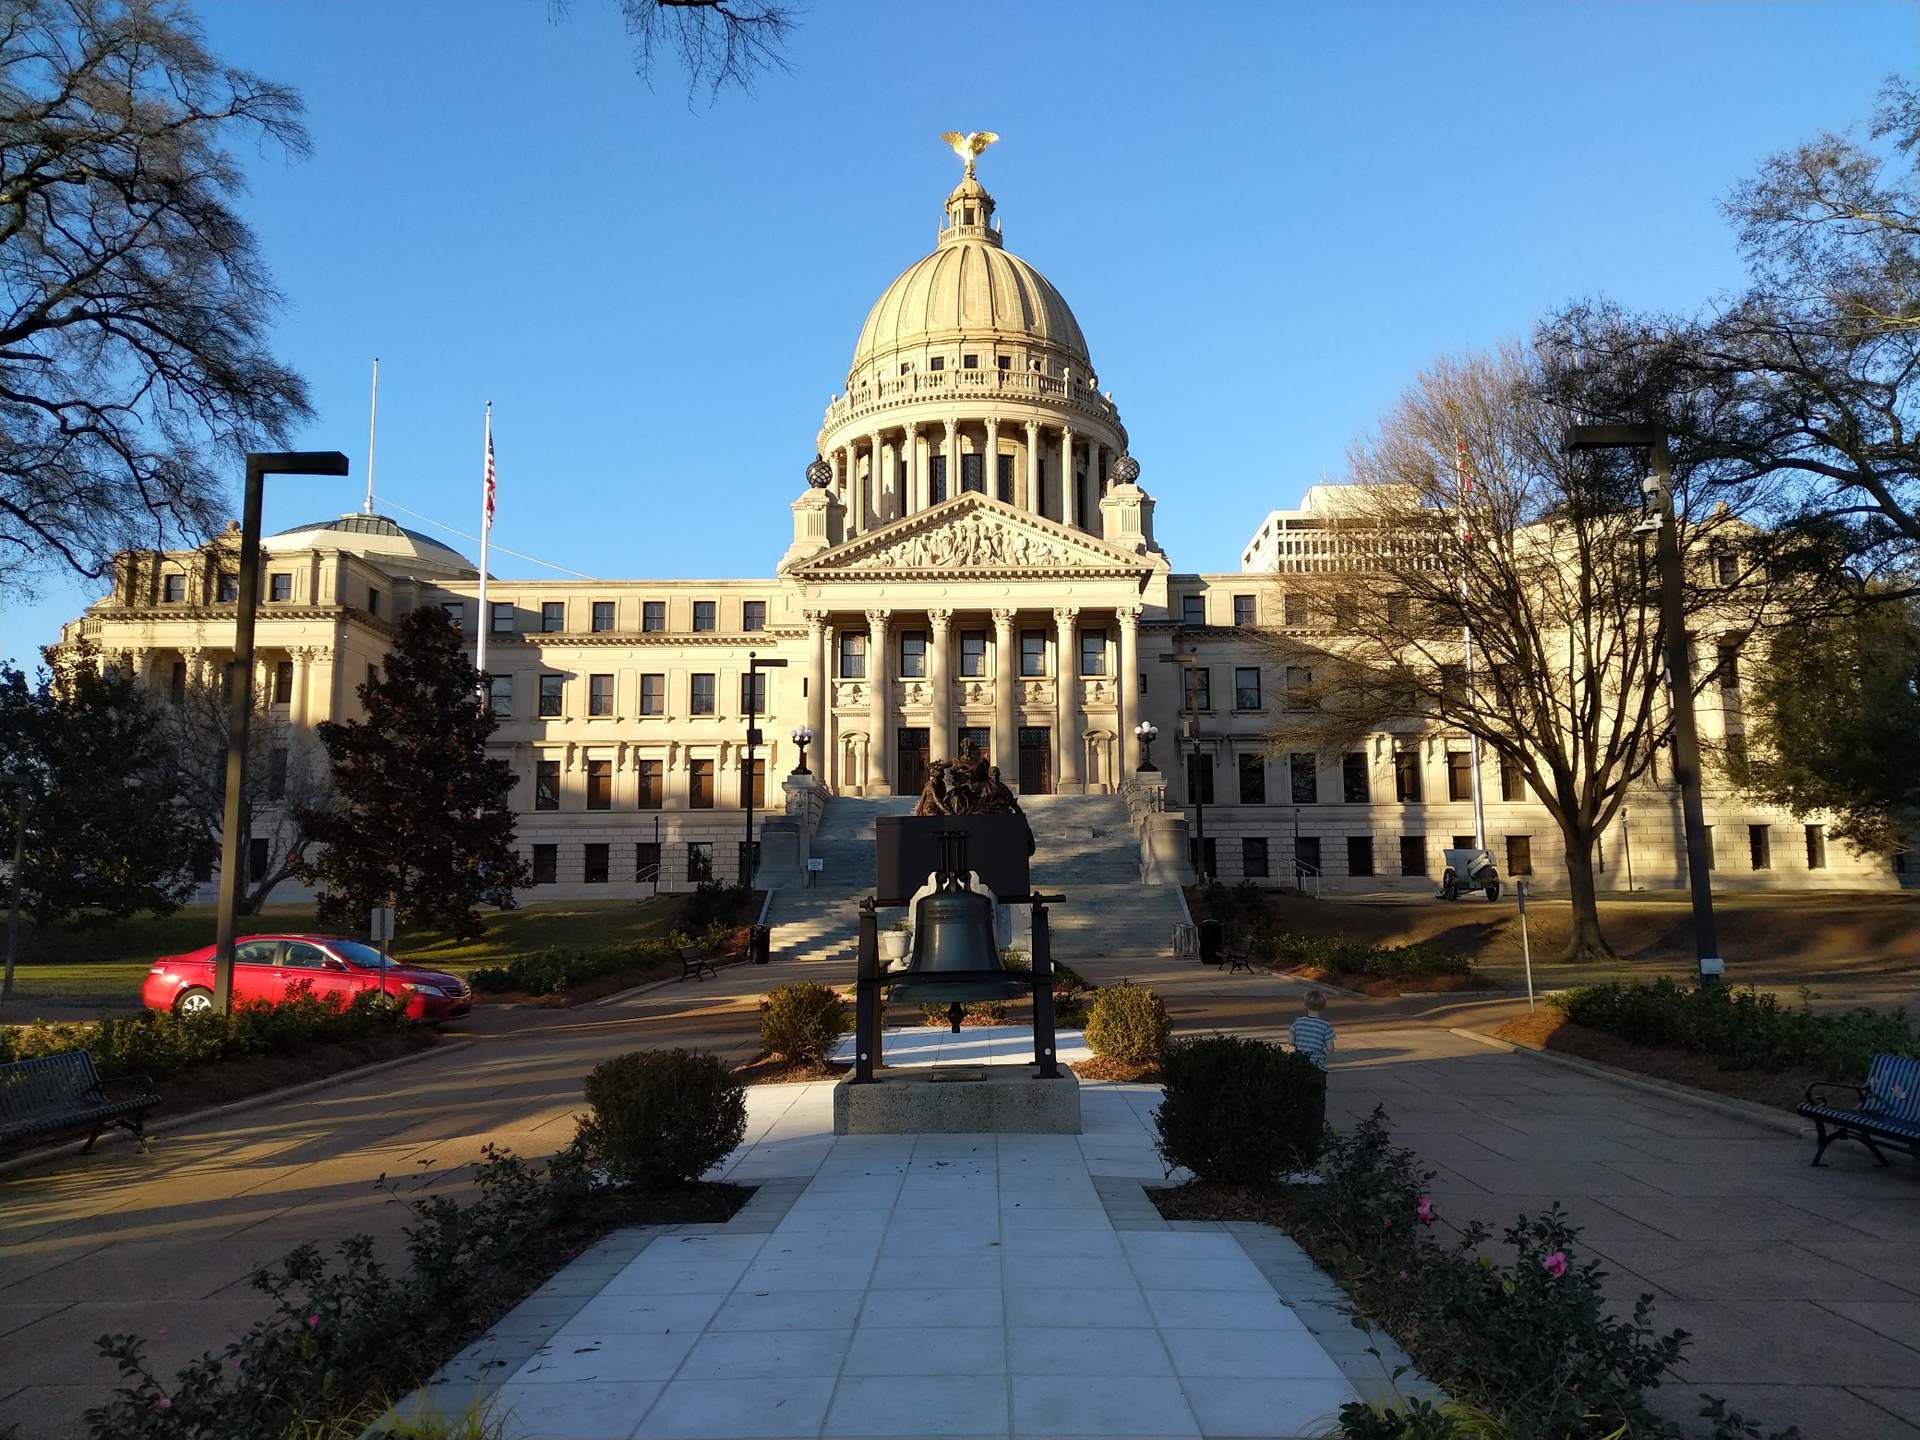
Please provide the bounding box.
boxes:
[297,607,528,938]
[0,646,203,934]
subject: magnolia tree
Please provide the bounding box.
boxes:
[1253,344,1810,961]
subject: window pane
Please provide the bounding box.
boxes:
[1233,595,1255,627]
[534,760,560,811]
[1187,751,1214,805]
[960,632,986,677]
[840,633,866,678]
[1394,752,1422,802]
[586,759,611,809]
[1181,595,1206,626]
[900,632,927,678]
[270,573,292,601]
[637,759,662,809]
[643,601,665,632]
[1284,593,1306,626]
[961,453,984,492]
[1805,823,1826,869]
[641,674,664,715]
[491,602,516,633]
[1234,667,1260,710]
[1242,837,1269,878]
[635,842,661,881]
[217,573,238,602]
[541,601,564,632]
[689,759,714,808]
[1080,631,1106,676]
[592,601,614,632]
[996,453,1014,503]
[1343,753,1370,803]
[1347,835,1374,877]
[1399,835,1426,876]
[1506,835,1533,876]
[740,671,767,713]
[538,675,563,716]
[531,844,557,884]
[1500,755,1524,801]
[1290,753,1316,803]
[442,601,465,629]
[1237,753,1265,804]
[691,674,715,714]
[1447,751,1473,801]
[739,757,765,810]
[584,843,609,883]
[1749,824,1771,870]
[693,601,716,631]
[1183,667,1211,711]
[743,601,766,632]
[489,675,513,717]
[273,661,294,704]
[589,674,613,716]
[163,574,184,602]
[687,842,713,881]
[1020,631,1046,677]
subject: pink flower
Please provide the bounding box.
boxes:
[1397,1269,1409,1281]
[1415,1196,1435,1226]
[1383,1216,1393,1228]
[1542,1251,1569,1279]
[155,1399,171,1412]
[307,1314,320,1328]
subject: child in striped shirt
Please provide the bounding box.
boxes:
[1290,989,1335,1138]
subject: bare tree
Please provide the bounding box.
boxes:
[0,0,312,595]
[553,0,794,96]
[1254,344,1806,961]
[163,674,331,914]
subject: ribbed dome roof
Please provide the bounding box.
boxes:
[851,236,1089,372]
[264,513,476,576]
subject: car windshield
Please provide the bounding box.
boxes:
[329,939,400,969]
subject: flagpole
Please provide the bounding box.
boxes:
[364,358,379,515]
[476,401,492,683]
[1455,427,1487,851]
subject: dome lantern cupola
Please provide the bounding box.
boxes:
[941,174,1000,248]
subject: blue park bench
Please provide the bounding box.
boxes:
[1799,1052,1920,1169]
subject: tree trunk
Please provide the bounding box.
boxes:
[1560,831,1613,962]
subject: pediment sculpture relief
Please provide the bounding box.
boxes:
[846,514,1077,572]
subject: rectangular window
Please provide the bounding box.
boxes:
[534,759,560,811]
[365,663,378,693]
[962,353,978,369]
[686,842,714,882]
[248,836,270,883]
[930,453,948,503]
[163,573,185,603]
[1020,630,1047,677]
[738,840,760,881]
[170,660,186,703]
[996,354,1011,370]
[1295,835,1321,876]
[1500,754,1524,802]
[960,631,987,677]
[635,841,661,882]
[591,600,615,633]
[690,674,715,715]
[1453,833,1477,852]
[271,660,294,704]
[742,600,767,632]
[1283,665,1311,709]
[217,573,239,603]
[1439,664,1467,708]
[1447,750,1474,802]
[491,602,516,634]
[1191,836,1218,878]
[1079,630,1106,676]
[640,673,664,715]
[269,573,292,602]
[1181,594,1206,627]
[693,600,716,632]
[900,631,927,678]
[1233,594,1256,627]
[1717,550,1739,586]
[541,601,565,632]
[839,632,866,679]
[366,586,381,617]
[1283,592,1307,627]
[1400,835,1427,876]
[1749,824,1772,871]
[442,601,465,629]
[929,354,945,372]
[1290,753,1317,804]
[1394,751,1423,802]
[1805,823,1827,869]
[1238,753,1266,804]
[267,748,288,801]
[1717,641,1740,691]
[637,759,663,809]
[583,843,609,884]
[1343,753,1370,803]
[1242,837,1269,879]
[531,844,557,885]
[960,452,984,493]
[643,600,666,632]
[1387,594,1410,626]
[996,453,1014,503]
[1506,835,1534,877]
[1234,667,1261,710]
[740,670,767,714]
[1186,751,1215,805]
[585,759,611,810]
[739,757,765,810]
[488,674,513,717]
[1183,666,1212,712]
[538,674,563,717]
[1348,835,1375,877]
[588,674,614,716]
[689,759,715,808]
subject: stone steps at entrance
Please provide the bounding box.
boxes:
[766,791,1184,970]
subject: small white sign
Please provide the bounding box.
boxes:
[370,906,395,944]
[806,858,825,872]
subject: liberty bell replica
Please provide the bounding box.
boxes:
[888,830,1028,1032]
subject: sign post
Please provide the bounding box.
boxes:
[1515,879,1534,1012]
[370,906,395,946]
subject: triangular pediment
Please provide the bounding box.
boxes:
[784,493,1154,581]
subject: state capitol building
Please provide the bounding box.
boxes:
[62,156,1899,902]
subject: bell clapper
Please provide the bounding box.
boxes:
[948,1001,965,1034]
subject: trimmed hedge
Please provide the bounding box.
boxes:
[576,1048,747,1189]
[1254,930,1470,982]
[1155,1034,1324,1183]
[0,988,410,1080]
[470,932,703,995]
[759,982,849,1063]
[1559,978,1916,1080]
[1084,982,1170,1064]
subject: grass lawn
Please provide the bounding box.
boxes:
[1,896,703,1005]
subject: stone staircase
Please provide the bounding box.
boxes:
[765,791,1186,970]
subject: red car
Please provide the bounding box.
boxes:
[142,935,473,1023]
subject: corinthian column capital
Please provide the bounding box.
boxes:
[926,608,954,630]
[864,607,892,629]
[991,607,1018,630]
[1052,606,1080,629]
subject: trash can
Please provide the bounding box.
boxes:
[1199,917,1223,966]
[749,923,772,965]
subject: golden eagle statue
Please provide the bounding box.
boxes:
[939,130,1000,180]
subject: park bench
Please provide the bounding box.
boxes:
[0,1052,160,1155]
[1799,1052,1920,1169]
[1221,932,1258,975]
[678,945,719,982]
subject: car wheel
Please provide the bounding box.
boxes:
[174,986,215,1017]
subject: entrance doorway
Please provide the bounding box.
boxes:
[897,728,930,797]
[1018,727,1053,795]
[960,726,991,767]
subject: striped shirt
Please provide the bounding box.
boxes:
[1291,1015,1335,1070]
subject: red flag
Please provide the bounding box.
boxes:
[483,415,496,528]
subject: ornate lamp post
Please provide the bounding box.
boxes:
[1134,720,1159,772]
[791,724,816,775]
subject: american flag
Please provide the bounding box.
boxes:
[483,410,496,528]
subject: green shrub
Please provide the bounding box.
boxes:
[758,982,848,1063]
[683,880,754,930]
[1155,1034,1323,1182]
[576,1048,746,1188]
[1084,981,1170,1064]
[469,935,682,995]
[1251,930,1469,981]
[1560,978,1916,1079]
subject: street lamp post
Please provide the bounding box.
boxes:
[1565,424,1721,985]
[1134,721,1159,773]
[741,652,788,887]
[0,774,25,1003]
[790,725,815,776]
[214,450,350,1013]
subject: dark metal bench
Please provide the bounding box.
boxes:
[1799,1052,1920,1168]
[1221,933,1258,975]
[678,946,719,982]
[0,1052,160,1155]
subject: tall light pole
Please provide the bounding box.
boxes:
[740,652,787,887]
[214,450,351,1013]
[0,774,25,1003]
[1565,424,1721,985]
[1158,643,1208,882]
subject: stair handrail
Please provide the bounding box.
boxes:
[1291,858,1323,899]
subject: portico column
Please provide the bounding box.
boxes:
[1118,607,1140,770]
[927,609,953,762]
[870,429,886,523]
[804,610,827,756]
[866,608,892,795]
[903,425,921,514]
[942,418,958,503]
[1054,607,1083,793]
[984,419,1000,502]
[1088,439,1104,527]
[841,445,858,536]
[1024,420,1042,514]
[1060,426,1077,528]
[992,608,1018,784]
[288,647,312,733]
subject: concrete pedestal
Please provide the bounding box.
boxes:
[833,1065,1081,1135]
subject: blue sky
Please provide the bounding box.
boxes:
[2,0,1911,664]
